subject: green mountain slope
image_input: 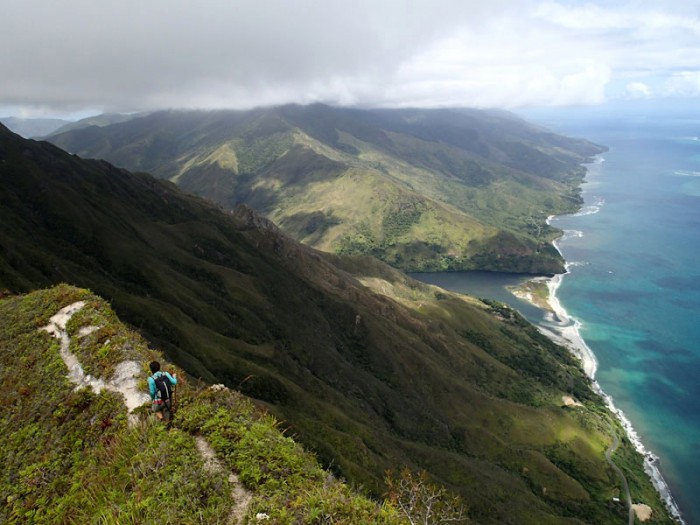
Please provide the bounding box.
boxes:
[0,125,669,524]
[0,285,404,524]
[48,104,606,274]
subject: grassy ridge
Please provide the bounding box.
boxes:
[0,286,231,524]
[0,285,409,524]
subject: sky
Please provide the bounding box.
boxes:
[2,0,699,119]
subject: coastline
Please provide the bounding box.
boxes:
[516,161,685,524]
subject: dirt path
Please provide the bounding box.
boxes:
[43,302,252,522]
[41,301,150,425]
[195,436,253,524]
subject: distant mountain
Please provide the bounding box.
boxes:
[1,116,71,138]
[0,124,669,524]
[48,104,606,274]
[50,112,141,135]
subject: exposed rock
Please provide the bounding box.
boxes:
[231,204,280,233]
[41,302,149,426]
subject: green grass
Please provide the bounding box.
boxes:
[177,388,402,524]
[0,285,412,524]
[0,286,231,524]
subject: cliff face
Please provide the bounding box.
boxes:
[0,125,671,524]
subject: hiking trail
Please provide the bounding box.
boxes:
[41,301,254,523]
[196,435,253,524]
[41,301,149,425]
[605,424,634,525]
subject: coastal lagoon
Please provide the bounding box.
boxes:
[414,103,700,524]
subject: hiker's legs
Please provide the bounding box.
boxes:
[152,401,165,420]
[162,400,172,422]
[151,400,172,423]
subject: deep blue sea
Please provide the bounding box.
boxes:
[414,103,700,524]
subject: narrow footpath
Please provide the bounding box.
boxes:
[196,436,253,524]
[41,301,150,425]
[41,301,253,524]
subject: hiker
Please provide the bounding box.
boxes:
[148,361,177,422]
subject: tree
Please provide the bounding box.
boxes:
[385,468,467,525]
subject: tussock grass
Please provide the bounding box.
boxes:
[0,286,230,524]
[177,387,402,524]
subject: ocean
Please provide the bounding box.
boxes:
[413,103,700,524]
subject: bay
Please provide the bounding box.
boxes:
[407,270,543,319]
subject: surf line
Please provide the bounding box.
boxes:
[538,158,685,524]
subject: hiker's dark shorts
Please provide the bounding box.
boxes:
[152,399,171,414]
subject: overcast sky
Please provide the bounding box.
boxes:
[2,0,699,118]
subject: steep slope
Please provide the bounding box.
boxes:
[0,285,404,524]
[48,104,606,274]
[0,125,669,524]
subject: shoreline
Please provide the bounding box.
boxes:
[530,262,684,523]
[540,239,598,380]
[518,162,686,524]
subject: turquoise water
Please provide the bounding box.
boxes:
[415,104,700,524]
[530,106,700,525]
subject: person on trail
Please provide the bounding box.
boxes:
[148,361,177,422]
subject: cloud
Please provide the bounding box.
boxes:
[533,1,700,33]
[385,15,613,109]
[664,71,700,97]
[624,82,653,99]
[2,0,473,112]
[1,0,699,116]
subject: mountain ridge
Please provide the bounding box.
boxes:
[48,104,606,274]
[0,116,71,138]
